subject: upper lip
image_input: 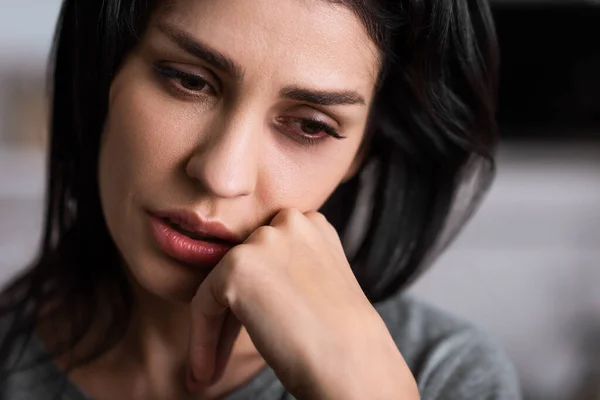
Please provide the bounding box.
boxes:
[150,209,241,244]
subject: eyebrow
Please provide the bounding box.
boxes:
[156,22,367,107]
[280,86,366,107]
[157,22,244,79]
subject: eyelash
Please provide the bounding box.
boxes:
[275,117,345,146]
[153,64,346,146]
[154,64,215,96]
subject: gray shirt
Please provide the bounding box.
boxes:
[1,294,521,399]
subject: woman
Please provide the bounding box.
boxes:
[0,0,520,398]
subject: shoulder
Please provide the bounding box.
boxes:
[0,312,84,400]
[375,293,522,400]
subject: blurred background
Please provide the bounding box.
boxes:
[0,1,598,399]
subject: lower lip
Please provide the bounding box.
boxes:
[149,215,234,268]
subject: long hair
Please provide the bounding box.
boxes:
[0,0,499,376]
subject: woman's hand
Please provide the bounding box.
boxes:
[187,209,419,399]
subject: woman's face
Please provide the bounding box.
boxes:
[99,0,380,302]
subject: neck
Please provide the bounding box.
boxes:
[124,283,192,365]
[40,278,265,399]
[118,284,264,398]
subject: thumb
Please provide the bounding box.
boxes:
[187,273,228,392]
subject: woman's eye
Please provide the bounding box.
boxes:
[179,75,208,91]
[276,116,345,145]
[153,64,215,96]
[300,120,328,135]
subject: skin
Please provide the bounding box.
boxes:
[66,0,421,398]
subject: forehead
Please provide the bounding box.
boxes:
[151,0,381,97]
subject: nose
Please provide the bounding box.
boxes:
[185,115,258,199]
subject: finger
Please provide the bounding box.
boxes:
[305,211,344,250]
[269,208,304,228]
[210,311,242,385]
[188,273,228,391]
[304,211,333,234]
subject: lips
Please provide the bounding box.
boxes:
[154,210,240,242]
[148,210,240,268]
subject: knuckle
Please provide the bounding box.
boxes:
[306,211,337,237]
[248,225,277,244]
[279,208,305,227]
[220,245,253,302]
[306,211,327,224]
[221,279,237,308]
[225,244,252,272]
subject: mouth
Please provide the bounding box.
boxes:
[148,210,240,268]
[161,217,231,244]
[152,210,241,243]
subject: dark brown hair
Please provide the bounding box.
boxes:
[0,0,499,384]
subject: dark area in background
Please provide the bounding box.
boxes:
[492,1,600,138]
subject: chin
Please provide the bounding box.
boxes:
[105,209,209,304]
[124,250,210,304]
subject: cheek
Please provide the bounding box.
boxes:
[99,62,192,209]
[98,73,188,256]
[259,140,362,212]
